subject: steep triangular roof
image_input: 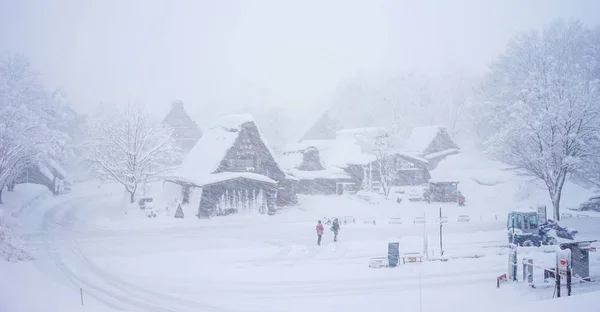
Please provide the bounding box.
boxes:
[299,110,341,141]
[162,101,203,152]
[174,114,282,186]
[404,126,459,156]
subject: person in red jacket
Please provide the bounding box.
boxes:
[316,220,324,245]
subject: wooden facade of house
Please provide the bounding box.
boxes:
[392,154,431,186]
[169,114,294,218]
[344,153,430,190]
[280,146,356,195]
[199,121,286,217]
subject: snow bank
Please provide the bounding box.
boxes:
[430,150,598,217]
[498,290,600,312]
[0,262,108,312]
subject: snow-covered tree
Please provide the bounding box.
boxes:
[0,54,70,201]
[480,20,600,221]
[84,104,180,203]
[372,124,402,199]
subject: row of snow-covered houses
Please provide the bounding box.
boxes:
[161,102,460,218]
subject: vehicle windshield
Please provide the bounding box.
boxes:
[524,214,538,229]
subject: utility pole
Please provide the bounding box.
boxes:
[419,270,423,312]
[423,212,428,260]
[439,207,444,257]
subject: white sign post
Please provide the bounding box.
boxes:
[556,248,572,297]
[557,249,571,276]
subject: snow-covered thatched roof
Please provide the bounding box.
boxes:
[423,148,460,160]
[394,151,428,165]
[279,151,304,170]
[195,172,276,187]
[326,135,376,167]
[282,135,375,170]
[282,140,335,153]
[403,125,459,155]
[173,113,279,186]
[287,167,352,180]
[404,126,446,153]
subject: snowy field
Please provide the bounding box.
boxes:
[2,151,600,311]
[1,181,598,311]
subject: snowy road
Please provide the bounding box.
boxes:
[28,192,600,312]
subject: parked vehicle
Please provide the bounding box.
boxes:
[507,211,576,246]
[428,181,460,203]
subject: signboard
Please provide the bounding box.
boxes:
[557,249,571,276]
[537,205,547,223]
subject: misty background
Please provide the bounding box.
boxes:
[2,0,600,148]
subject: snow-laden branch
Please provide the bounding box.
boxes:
[83,104,180,203]
[480,20,600,220]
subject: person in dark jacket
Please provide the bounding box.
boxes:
[331,218,340,242]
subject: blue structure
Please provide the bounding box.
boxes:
[388,242,400,267]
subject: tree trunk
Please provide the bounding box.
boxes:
[0,188,3,205]
[129,191,136,204]
[549,173,567,221]
[7,182,15,192]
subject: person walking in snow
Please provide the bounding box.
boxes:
[458,191,466,206]
[316,220,324,245]
[331,218,340,242]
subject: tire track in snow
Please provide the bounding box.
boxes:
[41,195,240,312]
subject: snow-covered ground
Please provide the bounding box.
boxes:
[2,151,600,311]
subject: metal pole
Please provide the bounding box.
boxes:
[527,258,533,283]
[556,274,561,298]
[567,264,572,296]
[439,207,443,256]
[419,270,423,312]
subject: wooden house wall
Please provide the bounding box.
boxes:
[198,179,277,218]
[217,122,285,182]
[345,157,430,189]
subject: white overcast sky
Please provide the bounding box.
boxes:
[2,0,600,122]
